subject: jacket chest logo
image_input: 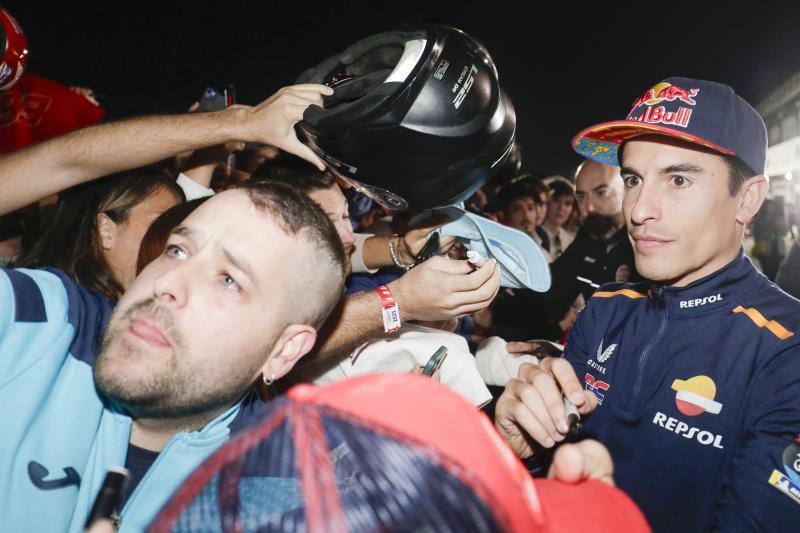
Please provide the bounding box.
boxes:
[652,375,724,450]
[586,339,616,375]
[28,461,81,491]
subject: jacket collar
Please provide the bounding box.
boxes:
[646,249,756,315]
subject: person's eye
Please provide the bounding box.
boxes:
[220,273,240,291]
[596,188,609,198]
[670,175,691,188]
[165,244,187,260]
[622,175,641,188]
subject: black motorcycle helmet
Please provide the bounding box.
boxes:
[296,24,516,210]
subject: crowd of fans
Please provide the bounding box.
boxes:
[2,7,800,533]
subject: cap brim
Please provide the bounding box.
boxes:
[536,478,650,531]
[412,206,551,292]
[572,120,736,166]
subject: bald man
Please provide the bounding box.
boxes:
[543,160,639,321]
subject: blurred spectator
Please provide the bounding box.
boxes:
[752,198,788,280]
[541,177,576,260]
[0,74,105,154]
[12,170,184,299]
[497,180,550,252]
[776,236,800,299]
[543,160,637,321]
[0,7,106,154]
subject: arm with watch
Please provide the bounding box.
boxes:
[312,255,501,362]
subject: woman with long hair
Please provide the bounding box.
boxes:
[13,169,184,300]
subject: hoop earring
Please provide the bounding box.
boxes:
[263,373,276,386]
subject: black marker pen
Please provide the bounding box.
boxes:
[85,467,129,529]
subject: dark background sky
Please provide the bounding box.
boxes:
[7,0,800,175]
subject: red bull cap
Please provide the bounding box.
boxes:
[572,76,767,175]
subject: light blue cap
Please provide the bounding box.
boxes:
[411,206,551,292]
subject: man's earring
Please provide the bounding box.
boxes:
[263,373,276,386]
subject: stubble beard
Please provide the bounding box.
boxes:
[93,298,265,423]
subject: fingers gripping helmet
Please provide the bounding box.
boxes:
[296,24,516,210]
[0,7,28,92]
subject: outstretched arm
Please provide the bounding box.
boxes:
[0,84,332,214]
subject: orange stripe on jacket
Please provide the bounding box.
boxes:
[732,305,794,340]
[592,289,647,299]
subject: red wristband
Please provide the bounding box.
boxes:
[375,285,401,333]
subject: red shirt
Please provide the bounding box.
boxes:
[0,74,105,154]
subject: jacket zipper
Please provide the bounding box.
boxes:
[632,300,669,399]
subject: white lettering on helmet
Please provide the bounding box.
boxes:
[652,411,724,449]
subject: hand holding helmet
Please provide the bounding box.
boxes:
[244,84,333,170]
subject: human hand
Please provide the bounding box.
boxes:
[410,363,441,381]
[241,84,333,170]
[505,340,563,359]
[390,255,500,322]
[548,439,614,486]
[400,216,457,261]
[494,359,597,458]
[558,306,579,332]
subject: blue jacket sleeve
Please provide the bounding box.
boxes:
[713,344,800,529]
[0,268,112,384]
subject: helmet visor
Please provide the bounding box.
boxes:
[334,172,409,211]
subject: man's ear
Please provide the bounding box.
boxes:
[260,324,318,382]
[736,175,769,226]
[97,213,117,251]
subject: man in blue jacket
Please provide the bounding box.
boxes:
[495,77,800,531]
[0,180,347,532]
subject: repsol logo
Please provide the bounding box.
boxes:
[653,412,723,449]
[679,293,722,309]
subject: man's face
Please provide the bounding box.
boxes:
[621,137,745,286]
[505,196,539,236]
[308,184,355,273]
[545,194,574,228]
[94,190,305,420]
[575,161,625,239]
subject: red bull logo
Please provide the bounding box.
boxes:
[626,83,700,129]
[631,82,700,109]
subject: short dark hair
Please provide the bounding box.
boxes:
[724,155,757,196]
[232,180,346,329]
[498,182,544,211]
[252,155,336,195]
[547,178,575,200]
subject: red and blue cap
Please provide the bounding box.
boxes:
[148,374,649,532]
[572,76,767,175]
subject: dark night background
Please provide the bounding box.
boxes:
[6,1,800,175]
